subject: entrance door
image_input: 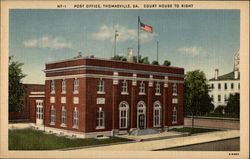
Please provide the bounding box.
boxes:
[36,100,44,125]
[138,114,145,129]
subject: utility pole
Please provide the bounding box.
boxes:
[114,30,118,57]
[137,16,140,63]
[157,41,159,63]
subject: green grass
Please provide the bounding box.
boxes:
[171,127,219,134]
[9,128,132,150]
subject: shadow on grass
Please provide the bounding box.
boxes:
[9,128,132,150]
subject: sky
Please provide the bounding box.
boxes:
[9,9,240,84]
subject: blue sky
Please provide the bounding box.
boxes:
[10,9,240,84]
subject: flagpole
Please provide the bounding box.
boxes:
[137,16,140,63]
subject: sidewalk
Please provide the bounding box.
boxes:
[67,130,239,151]
[8,123,32,129]
[118,131,187,141]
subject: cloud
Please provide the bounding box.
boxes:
[23,36,72,50]
[91,24,156,43]
[177,46,206,56]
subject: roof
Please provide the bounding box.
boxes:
[209,71,240,81]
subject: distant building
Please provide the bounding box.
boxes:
[208,51,240,109]
[31,50,185,138]
[9,84,45,122]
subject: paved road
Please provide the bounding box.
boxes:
[157,137,240,151]
[184,117,239,129]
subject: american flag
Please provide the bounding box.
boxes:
[140,22,153,33]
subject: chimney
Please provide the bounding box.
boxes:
[127,48,133,62]
[234,70,239,79]
[215,69,219,80]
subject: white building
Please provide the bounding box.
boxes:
[208,51,240,109]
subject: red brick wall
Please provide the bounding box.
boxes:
[44,78,86,132]
[44,58,184,133]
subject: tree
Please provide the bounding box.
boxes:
[151,60,159,65]
[225,93,240,118]
[9,56,26,113]
[162,60,171,66]
[111,55,127,61]
[133,55,150,64]
[184,70,214,132]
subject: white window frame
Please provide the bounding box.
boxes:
[155,82,161,96]
[50,106,56,125]
[172,107,177,123]
[51,80,55,93]
[61,106,67,127]
[96,107,105,129]
[121,80,128,95]
[62,79,66,94]
[173,83,177,96]
[139,81,146,95]
[73,79,79,94]
[153,101,161,127]
[73,97,79,104]
[97,79,105,94]
[119,101,129,129]
[72,107,79,129]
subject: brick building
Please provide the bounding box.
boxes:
[33,56,184,138]
[9,84,45,122]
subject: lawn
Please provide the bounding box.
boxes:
[171,127,220,134]
[9,128,132,150]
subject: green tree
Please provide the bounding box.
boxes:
[111,55,127,61]
[225,93,240,118]
[185,70,214,132]
[151,60,159,65]
[162,60,171,66]
[9,56,26,113]
[133,55,150,64]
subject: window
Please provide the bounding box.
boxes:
[50,106,56,125]
[121,80,128,94]
[61,107,67,127]
[211,95,214,101]
[173,84,177,95]
[218,95,221,102]
[172,107,177,123]
[51,80,55,93]
[73,107,79,128]
[119,102,129,128]
[211,84,214,89]
[224,94,227,102]
[74,79,79,93]
[153,101,161,127]
[224,83,227,90]
[97,79,105,93]
[238,83,240,90]
[231,83,234,89]
[155,82,161,95]
[172,98,178,104]
[62,80,66,93]
[139,81,145,95]
[218,83,221,90]
[36,101,43,120]
[96,107,105,129]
